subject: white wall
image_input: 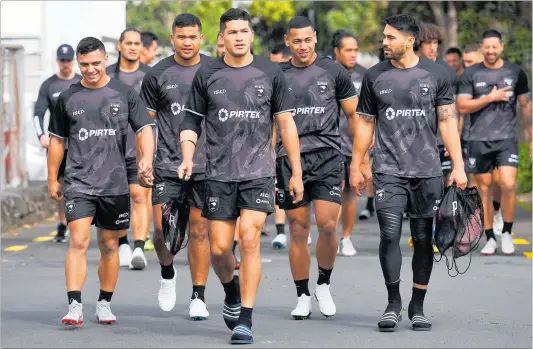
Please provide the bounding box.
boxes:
[2,1,126,181]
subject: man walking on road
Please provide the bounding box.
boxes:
[179,8,303,344]
[48,37,155,326]
[351,14,466,332]
[33,44,81,243]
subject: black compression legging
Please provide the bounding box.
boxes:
[377,209,435,285]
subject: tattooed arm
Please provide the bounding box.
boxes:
[352,113,375,174]
[518,93,532,147]
[438,103,464,169]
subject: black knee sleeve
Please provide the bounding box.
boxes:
[377,209,404,283]
[410,217,434,285]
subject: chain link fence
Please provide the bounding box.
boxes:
[1,44,28,192]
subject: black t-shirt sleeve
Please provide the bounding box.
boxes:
[458,69,474,97]
[436,67,455,106]
[271,66,295,115]
[516,68,530,97]
[127,88,155,133]
[356,72,377,118]
[140,72,160,112]
[181,69,207,136]
[33,79,51,137]
[336,66,357,101]
[48,94,70,139]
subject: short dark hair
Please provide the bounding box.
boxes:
[172,13,202,33]
[463,43,481,54]
[445,47,462,58]
[141,32,158,48]
[287,16,314,33]
[76,37,106,56]
[271,43,291,57]
[481,29,502,42]
[220,8,252,33]
[331,30,357,50]
[384,14,420,41]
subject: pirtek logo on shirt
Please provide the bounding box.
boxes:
[295,107,326,115]
[385,108,426,120]
[78,128,117,141]
[218,109,261,122]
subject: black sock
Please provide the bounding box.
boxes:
[385,281,402,313]
[98,290,113,302]
[502,221,513,235]
[493,200,501,212]
[238,307,253,329]
[408,287,426,318]
[294,278,310,297]
[118,236,129,246]
[367,197,375,211]
[485,228,496,241]
[232,241,238,254]
[134,239,145,250]
[161,262,175,279]
[67,291,81,304]
[57,223,67,237]
[317,266,333,285]
[192,285,205,302]
[222,276,240,304]
[276,224,285,235]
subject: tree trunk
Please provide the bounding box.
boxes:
[446,1,458,48]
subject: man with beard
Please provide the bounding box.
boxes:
[106,28,152,270]
[351,14,466,331]
[457,30,531,256]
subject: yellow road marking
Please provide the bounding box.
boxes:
[50,231,57,236]
[523,252,532,259]
[513,238,531,245]
[4,245,27,252]
[33,236,54,242]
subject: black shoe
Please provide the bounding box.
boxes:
[55,223,67,243]
[409,313,432,331]
[378,310,402,332]
[230,324,253,345]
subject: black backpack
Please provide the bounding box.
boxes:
[434,184,484,276]
[162,188,190,255]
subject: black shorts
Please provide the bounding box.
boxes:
[152,169,205,209]
[63,192,131,230]
[276,148,344,210]
[467,138,519,174]
[344,156,352,188]
[438,145,452,177]
[373,173,444,218]
[126,157,138,185]
[203,177,275,220]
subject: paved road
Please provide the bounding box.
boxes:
[2,198,532,348]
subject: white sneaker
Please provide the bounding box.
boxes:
[62,300,83,326]
[314,284,336,317]
[358,209,373,220]
[95,300,116,324]
[189,296,209,321]
[501,232,515,255]
[481,238,498,256]
[272,233,287,249]
[129,247,147,270]
[493,210,504,236]
[291,294,312,319]
[158,268,177,311]
[308,234,312,246]
[119,244,132,267]
[340,238,357,256]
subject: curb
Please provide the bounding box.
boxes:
[1,184,57,232]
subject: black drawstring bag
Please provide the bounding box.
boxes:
[162,187,190,255]
[434,184,484,277]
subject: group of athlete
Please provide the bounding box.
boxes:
[36,7,531,345]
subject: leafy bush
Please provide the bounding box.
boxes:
[517,142,532,194]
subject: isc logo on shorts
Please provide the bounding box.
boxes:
[209,197,219,212]
[376,189,385,202]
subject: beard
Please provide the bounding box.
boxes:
[385,47,406,61]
